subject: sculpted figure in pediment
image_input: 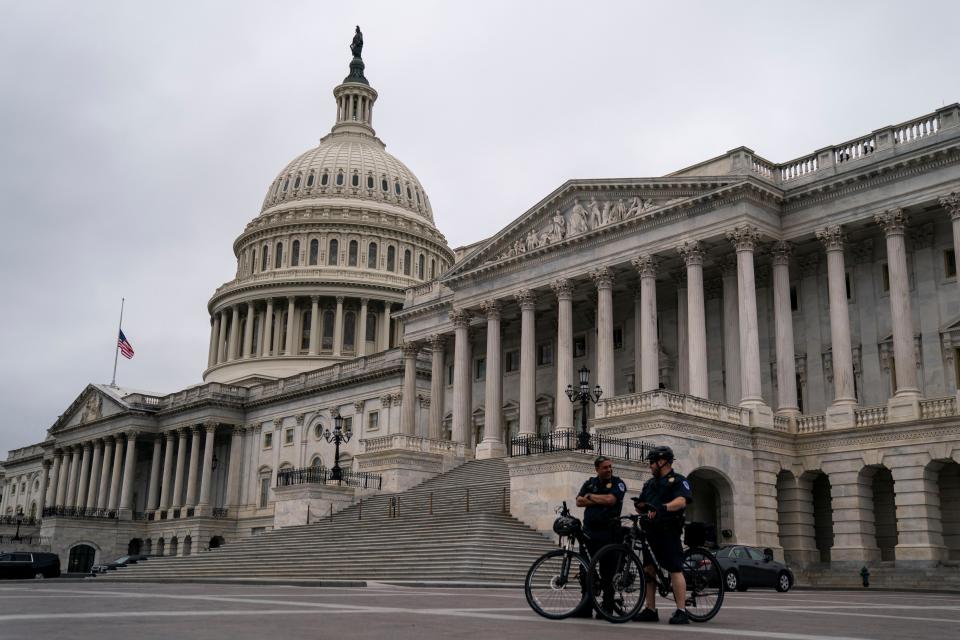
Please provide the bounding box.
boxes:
[545,209,567,244]
[611,198,627,224]
[525,228,540,251]
[569,200,589,235]
[588,197,603,229]
[80,393,102,423]
[600,201,613,226]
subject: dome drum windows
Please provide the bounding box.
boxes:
[418,254,426,280]
[386,245,396,272]
[351,172,359,187]
[343,311,357,353]
[262,244,269,271]
[394,181,401,196]
[367,242,378,269]
[336,171,344,187]
[328,239,339,265]
[309,239,319,266]
[381,176,389,192]
[291,240,301,267]
[321,172,329,186]
[282,177,289,192]
[322,309,335,351]
[306,173,315,187]
[348,240,359,267]
[403,249,412,276]
[367,174,374,190]
[275,242,284,269]
[293,175,301,190]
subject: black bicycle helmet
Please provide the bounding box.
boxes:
[646,445,675,463]
[552,514,581,536]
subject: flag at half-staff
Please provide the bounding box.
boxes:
[118,330,135,359]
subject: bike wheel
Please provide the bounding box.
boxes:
[682,547,724,622]
[587,543,646,623]
[524,549,590,619]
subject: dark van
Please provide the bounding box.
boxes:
[0,552,62,579]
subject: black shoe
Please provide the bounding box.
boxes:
[633,608,659,622]
[570,606,593,618]
[668,609,690,625]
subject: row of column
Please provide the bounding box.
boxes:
[208,296,395,368]
[153,423,219,514]
[45,432,139,514]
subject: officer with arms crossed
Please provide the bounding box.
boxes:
[576,456,626,616]
[633,445,693,625]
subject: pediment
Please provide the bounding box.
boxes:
[50,384,130,433]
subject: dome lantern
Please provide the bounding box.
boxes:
[331,26,377,137]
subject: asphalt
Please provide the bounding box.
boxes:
[0,581,957,640]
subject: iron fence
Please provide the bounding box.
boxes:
[40,506,118,520]
[212,508,229,519]
[0,515,39,527]
[276,465,382,490]
[509,431,655,463]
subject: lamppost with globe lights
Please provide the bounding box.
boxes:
[12,507,24,542]
[323,412,352,482]
[565,366,603,449]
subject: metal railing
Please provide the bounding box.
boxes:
[212,508,229,519]
[509,431,654,462]
[276,465,382,490]
[41,506,117,520]
[0,515,40,527]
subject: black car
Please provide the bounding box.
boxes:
[715,545,794,592]
[0,552,62,579]
[90,554,148,575]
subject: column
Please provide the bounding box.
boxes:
[242,301,255,358]
[727,225,765,407]
[428,334,446,439]
[401,342,419,435]
[450,309,472,446]
[207,314,220,368]
[158,431,175,511]
[771,241,800,416]
[216,310,228,364]
[822,460,881,565]
[285,297,297,355]
[516,290,537,435]
[225,426,245,508]
[197,422,217,510]
[227,304,241,361]
[185,426,202,508]
[358,298,369,356]
[679,241,709,399]
[333,296,344,356]
[381,302,393,350]
[941,192,960,296]
[552,279,574,429]
[261,298,274,357]
[675,272,688,394]
[96,438,113,509]
[84,440,102,510]
[55,448,70,506]
[37,459,51,514]
[309,296,320,355]
[592,267,615,397]
[64,446,81,508]
[118,432,138,515]
[891,460,948,564]
[146,435,163,512]
[478,300,506,458]
[776,473,819,566]
[46,451,62,507]
[171,427,188,509]
[875,209,921,404]
[107,435,124,511]
[816,226,857,415]
[75,443,92,510]
[720,256,741,404]
[633,256,659,392]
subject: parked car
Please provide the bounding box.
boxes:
[0,552,62,579]
[714,545,794,592]
[90,554,150,575]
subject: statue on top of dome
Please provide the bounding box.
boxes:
[351,26,364,59]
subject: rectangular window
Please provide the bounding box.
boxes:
[573,335,587,358]
[367,411,379,431]
[447,363,454,386]
[343,416,353,433]
[946,249,957,278]
[790,285,799,312]
[537,342,553,366]
[881,264,890,292]
[505,349,520,373]
[285,429,294,445]
[258,478,270,508]
[263,432,273,449]
[613,327,624,350]
[474,357,486,381]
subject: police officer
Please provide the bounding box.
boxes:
[575,456,626,615]
[632,445,693,625]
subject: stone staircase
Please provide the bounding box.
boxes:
[102,459,555,584]
[798,562,960,592]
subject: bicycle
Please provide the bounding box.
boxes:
[586,513,724,623]
[524,501,597,619]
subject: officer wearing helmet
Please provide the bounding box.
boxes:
[632,445,693,625]
[575,456,626,616]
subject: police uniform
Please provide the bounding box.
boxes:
[637,469,693,573]
[577,474,627,613]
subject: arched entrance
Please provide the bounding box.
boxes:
[937,460,960,560]
[776,470,822,566]
[169,536,179,557]
[209,535,225,550]
[157,538,166,556]
[860,466,898,561]
[686,468,734,543]
[128,538,143,556]
[183,536,192,557]
[810,472,834,563]
[68,544,96,573]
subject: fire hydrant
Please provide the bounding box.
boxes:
[860,566,870,588]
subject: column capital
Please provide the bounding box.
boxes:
[164,430,177,442]
[265,297,274,305]
[401,341,421,357]
[336,296,345,304]
[551,278,573,300]
[726,224,762,252]
[514,289,537,310]
[479,299,502,320]
[815,225,846,252]
[203,420,218,433]
[427,333,447,350]
[381,395,392,408]
[939,191,960,219]
[677,240,704,266]
[125,430,139,442]
[631,255,657,278]
[590,266,614,289]
[873,207,909,236]
[81,441,93,452]
[310,295,320,303]
[850,239,874,264]
[449,308,472,328]
[360,297,369,305]
[232,425,247,436]
[770,240,793,266]
[272,417,284,430]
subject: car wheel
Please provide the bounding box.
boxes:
[34,572,45,580]
[724,570,739,592]
[776,572,792,593]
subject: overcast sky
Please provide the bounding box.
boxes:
[1,0,958,456]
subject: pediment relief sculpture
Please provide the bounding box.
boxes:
[80,393,102,423]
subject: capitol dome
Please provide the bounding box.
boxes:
[203,32,454,385]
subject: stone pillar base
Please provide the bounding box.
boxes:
[783,548,821,568]
[356,435,453,493]
[829,545,881,566]
[273,484,355,529]
[894,543,948,566]
[475,440,507,460]
[887,393,921,423]
[742,402,774,428]
[117,508,133,521]
[825,403,856,429]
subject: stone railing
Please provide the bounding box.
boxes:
[773,416,791,433]
[855,405,888,427]
[834,133,876,165]
[796,415,826,434]
[780,153,819,182]
[213,266,417,298]
[893,112,940,144]
[920,396,958,419]
[596,390,748,426]
[5,445,44,462]
[360,434,467,458]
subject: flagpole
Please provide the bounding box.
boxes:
[111,297,125,388]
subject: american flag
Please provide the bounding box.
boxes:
[118,330,135,359]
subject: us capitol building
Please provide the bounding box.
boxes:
[3,33,960,575]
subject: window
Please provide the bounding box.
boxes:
[447,363,455,385]
[406,185,412,199]
[367,242,378,269]
[278,312,287,354]
[395,181,401,195]
[320,172,329,186]
[505,349,520,373]
[293,175,301,189]
[251,248,257,273]
[474,357,486,381]
[328,239,339,265]
[403,249,412,275]
[258,478,270,509]
[291,240,300,266]
[348,240,358,266]
[314,424,323,439]
[322,310,335,350]
[301,310,311,350]
[537,342,553,366]
[336,172,344,186]
[261,245,269,271]
[381,177,388,192]
[387,246,396,271]
[285,429,294,445]
[415,189,421,204]
[306,173,315,187]
[573,335,587,358]
[367,175,374,189]
[275,242,283,268]
[251,315,260,355]
[613,327,624,350]
[367,411,379,431]
[365,312,377,342]
[430,259,436,279]
[309,239,319,265]
[344,311,356,352]
[343,416,353,433]
[790,285,799,311]
[351,173,359,187]
[263,432,273,449]
[418,254,425,280]
[282,177,289,192]
[947,250,957,278]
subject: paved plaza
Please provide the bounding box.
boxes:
[0,582,957,640]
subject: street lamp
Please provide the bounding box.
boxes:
[12,507,23,542]
[323,412,352,482]
[565,365,603,449]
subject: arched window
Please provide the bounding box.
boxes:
[365,312,377,342]
[273,180,281,197]
[293,175,301,189]
[275,242,283,268]
[381,177,388,192]
[309,239,319,265]
[291,240,300,267]
[320,172,329,186]
[430,258,436,279]
[348,240,358,266]
[300,309,311,351]
[351,173,359,187]
[328,239,339,265]
[367,175,374,189]
[386,246,396,272]
[251,248,257,273]
[415,189,421,204]
[306,173,315,187]
[278,311,287,353]
[343,311,356,352]
[261,245,269,271]
[403,249,412,276]
[418,254,425,280]
[251,314,260,354]
[336,171,344,186]
[282,177,289,192]
[322,309,335,350]
[406,185,412,199]
[367,242,378,269]
[395,181,401,195]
